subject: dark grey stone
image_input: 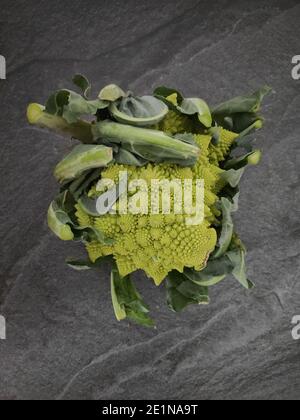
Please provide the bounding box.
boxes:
[0,0,299,400]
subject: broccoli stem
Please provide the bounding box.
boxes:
[54,145,113,183]
[27,103,93,144]
[93,121,200,165]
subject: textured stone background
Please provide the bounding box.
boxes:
[0,0,299,400]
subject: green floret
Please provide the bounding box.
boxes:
[159,111,194,135]
[208,128,239,165]
[81,130,228,285]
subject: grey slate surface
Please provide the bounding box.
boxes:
[0,0,300,400]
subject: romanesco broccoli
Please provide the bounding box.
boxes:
[27,76,270,326]
[75,116,238,285]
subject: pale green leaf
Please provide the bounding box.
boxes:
[110,95,168,127]
[72,74,91,98]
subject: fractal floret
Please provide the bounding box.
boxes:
[27,75,271,326]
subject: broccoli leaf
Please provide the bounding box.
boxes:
[154,87,212,127]
[98,84,126,102]
[212,86,271,133]
[230,113,263,133]
[174,133,197,146]
[69,223,114,245]
[220,150,262,188]
[176,281,209,303]
[167,271,209,313]
[224,150,262,171]
[47,199,74,241]
[154,86,184,104]
[78,195,101,217]
[72,74,91,98]
[79,174,127,217]
[184,256,234,287]
[63,91,108,124]
[93,121,200,167]
[45,89,108,124]
[209,127,222,146]
[110,95,168,127]
[177,98,212,128]
[48,192,113,246]
[182,234,254,291]
[111,265,155,327]
[54,144,113,183]
[66,259,94,271]
[220,168,245,188]
[67,169,102,201]
[213,86,272,116]
[227,237,254,290]
[114,148,148,167]
[213,197,235,259]
[66,255,114,271]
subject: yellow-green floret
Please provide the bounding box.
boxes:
[208,128,239,165]
[77,112,238,286]
[159,111,194,135]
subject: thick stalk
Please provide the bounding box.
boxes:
[54,145,113,183]
[27,103,93,144]
[93,121,200,165]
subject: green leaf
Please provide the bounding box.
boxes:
[66,259,94,271]
[63,91,108,124]
[47,200,74,241]
[126,306,155,328]
[45,90,70,116]
[231,113,263,134]
[184,255,234,287]
[68,169,102,201]
[114,148,147,167]
[78,195,100,217]
[98,84,126,102]
[183,234,254,292]
[166,271,209,313]
[178,98,212,128]
[209,127,222,146]
[154,86,184,104]
[213,198,234,259]
[111,266,155,327]
[213,86,272,116]
[47,192,113,246]
[224,150,262,171]
[167,288,195,313]
[54,144,113,183]
[176,281,209,303]
[219,184,240,206]
[72,74,91,98]
[111,268,127,321]
[227,238,254,290]
[73,223,114,246]
[220,168,245,188]
[220,148,262,191]
[27,103,94,144]
[93,121,200,167]
[66,256,114,271]
[79,175,126,216]
[154,87,212,127]
[174,133,197,146]
[110,95,169,127]
[212,87,271,134]
[45,89,108,124]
